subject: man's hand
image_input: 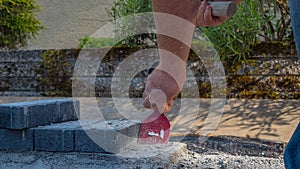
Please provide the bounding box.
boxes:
[196,0,243,26]
[143,69,183,114]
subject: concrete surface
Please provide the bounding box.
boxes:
[0,97,299,143]
[24,0,113,50]
[77,97,299,143]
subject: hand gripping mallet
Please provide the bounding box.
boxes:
[138,1,237,144]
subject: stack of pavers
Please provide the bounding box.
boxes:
[0,99,140,153]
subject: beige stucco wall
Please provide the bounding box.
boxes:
[24,0,113,50]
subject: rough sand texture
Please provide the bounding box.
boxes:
[0,143,284,169]
[174,151,284,169]
[0,143,186,169]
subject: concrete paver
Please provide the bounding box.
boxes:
[0,129,33,150]
[32,120,140,153]
[0,99,79,129]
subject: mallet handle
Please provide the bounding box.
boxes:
[209,1,237,18]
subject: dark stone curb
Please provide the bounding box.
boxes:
[0,99,79,129]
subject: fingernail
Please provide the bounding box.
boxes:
[143,98,151,108]
[201,0,207,7]
[201,0,205,6]
[207,5,211,11]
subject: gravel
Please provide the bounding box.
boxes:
[0,136,285,169]
[172,136,285,169]
[174,150,284,169]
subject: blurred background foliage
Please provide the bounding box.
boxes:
[201,0,294,61]
[0,0,43,50]
[79,0,295,62]
[37,0,299,99]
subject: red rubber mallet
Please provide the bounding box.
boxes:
[138,88,171,144]
[138,110,170,144]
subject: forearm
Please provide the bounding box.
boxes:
[152,0,243,64]
[151,0,244,88]
[152,0,200,87]
[143,0,245,113]
[152,0,200,62]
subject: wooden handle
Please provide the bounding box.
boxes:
[208,1,237,18]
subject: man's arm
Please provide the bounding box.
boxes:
[143,0,243,114]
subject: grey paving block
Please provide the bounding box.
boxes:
[0,106,25,130]
[0,99,80,129]
[75,120,140,154]
[0,129,33,150]
[57,99,80,121]
[33,121,80,152]
[32,120,140,153]
[74,129,133,153]
[74,128,107,153]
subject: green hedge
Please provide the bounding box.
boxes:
[0,0,43,49]
[87,0,294,62]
